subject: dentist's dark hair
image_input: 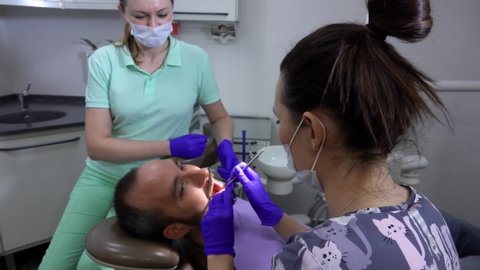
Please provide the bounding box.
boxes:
[279,0,447,162]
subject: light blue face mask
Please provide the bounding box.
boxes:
[129,20,173,48]
[282,116,326,192]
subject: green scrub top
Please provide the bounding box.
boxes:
[85,37,221,180]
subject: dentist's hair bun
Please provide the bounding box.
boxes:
[367,0,432,43]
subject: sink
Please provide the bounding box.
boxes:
[256,145,294,180]
[0,110,66,124]
[255,145,295,195]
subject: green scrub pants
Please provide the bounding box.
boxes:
[38,166,117,270]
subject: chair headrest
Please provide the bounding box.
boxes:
[85,217,179,269]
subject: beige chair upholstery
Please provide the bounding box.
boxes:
[85,217,179,270]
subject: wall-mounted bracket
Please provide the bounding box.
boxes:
[210,24,236,44]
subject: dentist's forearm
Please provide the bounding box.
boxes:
[210,115,234,144]
[202,100,235,143]
[86,137,171,163]
[207,255,234,270]
[274,213,310,241]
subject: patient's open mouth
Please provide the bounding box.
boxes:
[204,168,214,199]
[201,168,230,216]
[204,167,225,200]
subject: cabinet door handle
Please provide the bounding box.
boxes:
[0,137,80,152]
[174,11,228,16]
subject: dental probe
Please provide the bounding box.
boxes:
[206,167,213,199]
[224,148,264,187]
[207,167,212,181]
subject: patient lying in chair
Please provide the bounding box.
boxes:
[113,158,284,270]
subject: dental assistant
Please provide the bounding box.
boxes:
[201,0,461,269]
[39,0,238,269]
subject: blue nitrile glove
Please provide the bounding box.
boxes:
[201,184,236,257]
[217,139,240,180]
[169,134,208,159]
[233,162,283,226]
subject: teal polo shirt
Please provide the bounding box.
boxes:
[85,37,220,179]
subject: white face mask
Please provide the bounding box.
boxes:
[283,116,326,192]
[129,20,173,48]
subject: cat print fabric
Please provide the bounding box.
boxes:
[272,187,460,270]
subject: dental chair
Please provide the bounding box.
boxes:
[85,125,218,270]
[85,216,180,270]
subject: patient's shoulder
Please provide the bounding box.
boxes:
[173,238,207,270]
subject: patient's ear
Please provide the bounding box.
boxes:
[163,223,192,240]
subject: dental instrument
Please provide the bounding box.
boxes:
[225,148,264,187]
[205,167,214,199]
[242,129,247,162]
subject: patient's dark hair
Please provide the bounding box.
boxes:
[280,0,447,163]
[114,168,171,243]
[114,166,201,243]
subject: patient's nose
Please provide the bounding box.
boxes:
[183,168,209,188]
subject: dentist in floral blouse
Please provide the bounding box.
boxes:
[200,0,462,269]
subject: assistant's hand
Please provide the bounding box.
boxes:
[216,140,240,180]
[233,163,283,226]
[169,134,208,159]
[201,184,236,257]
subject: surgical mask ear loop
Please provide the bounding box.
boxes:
[284,115,327,193]
[288,117,305,146]
[287,116,326,170]
[310,116,326,171]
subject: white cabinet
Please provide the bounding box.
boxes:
[0,127,87,254]
[62,0,116,10]
[62,0,239,21]
[174,0,238,22]
[0,0,62,8]
[0,0,239,22]
[0,0,118,10]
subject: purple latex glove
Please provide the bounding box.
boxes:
[216,139,240,180]
[201,184,236,257]
[169,134,208,159]
[233,162,283,226]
